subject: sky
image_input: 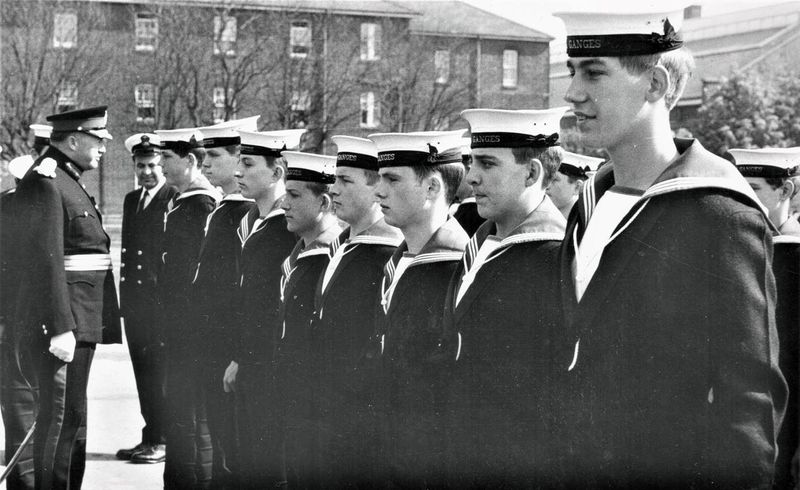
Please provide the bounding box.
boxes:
[456,0,787,38]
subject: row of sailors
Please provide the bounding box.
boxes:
[2,102,800,490]
[2,7,799,488]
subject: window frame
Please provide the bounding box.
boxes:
[134,13,158,52]
[213,14,238,57]
[57,80,78,112]
[134,84,157,123]
[502,49,518,89]
[53,10,78,49]
[360,91,379,129]
[360,22,380,61]
[290,20,312,59]
[434,49,450,85]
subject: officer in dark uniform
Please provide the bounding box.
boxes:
[191,119,257,488]
[275,151,342,489]
[731,148,800,489]
[314,136,402,486]
[116,133,177,464]
[10,106,122,490]
[224,129,301,489]
[442,108,568,487]
[1,154,38,490]
[154,127,220,490]
[369,130,468,488]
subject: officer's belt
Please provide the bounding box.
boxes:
[64,254,113,271]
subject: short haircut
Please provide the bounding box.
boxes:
[305,181,332,197]
[560,171,584,184]
[511,145,563,187]
[221,144,238,156]
[410,162,465,204]
[48,130,72,143]
[363,168,380,186]
[266,155,288,175]
[618,47,695,110]
[171,146,206,168]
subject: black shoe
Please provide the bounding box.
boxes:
[130,444,166,464]
[116,442,148,460]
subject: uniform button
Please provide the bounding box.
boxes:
[137,265,142,270]
[138,250,143,255]
[122,248,127,253]
[120,277,126,282]
[121,263,125,268]
[137,280,142,284]
[83,211,88,217]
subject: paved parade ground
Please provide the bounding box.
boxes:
[0,340,164,489]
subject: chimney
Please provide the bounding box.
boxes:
[684,5,702,19]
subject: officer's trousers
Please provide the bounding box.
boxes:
[32,341,94,490]
[164,354,212,490]
[0,330,39,490]
[124,314,167,445]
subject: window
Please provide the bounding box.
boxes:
[57,81,78,112]
[135,14,158,52]
[290,90,310,128]
[502,49,518,88]
[214,15,237,56]
[360,92,378,128]
[290,20,311,58]
[135,84,156,123]
[360,23,380,61]
[213,87,235,123]
[53,11,77,49]
[434,50,450,85]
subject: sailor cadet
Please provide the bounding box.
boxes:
[29,124,52,158]
[730,147,800,489]
[274,150,342,489]
[557,9,786,486]
[153,126,220,489]
[188,117,260,487]
[451,135,486,236]
[312,135,402,486]
[225,129,302,489]
[368,129,469,488]
[441,107,569,487]
[9,105,122,489]
[547,150,604,218]
[1,154,37,490]
[116,132,177,464]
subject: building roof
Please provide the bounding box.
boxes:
[70,0,419,17]
[403,1,552,42]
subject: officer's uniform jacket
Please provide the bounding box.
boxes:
[441,197,567,484]
[452,197,485,237]
[771,222,800,489]
[377,217,468,482]
[11,147,121,344]
[559,138,787,487]
[156,176,219,351]
[1,189,18,326]
[120,182,178,322]
[234,202,297,366]
[192,194,255,363]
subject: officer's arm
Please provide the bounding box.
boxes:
[15,177,77,338]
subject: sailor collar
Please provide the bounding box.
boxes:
[577,138,773,231]
[472,196,565,249]
[390,216,468,263]
[176,176,221,202]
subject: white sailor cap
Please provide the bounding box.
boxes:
[560,151,604,179]
[460,137,471,157]
[556,9,685,57]
[155,127,203,151]
[200,116,260,148]
[237,129,305,157]
[8,155,35,180]
[124,133,161,155]
[283,151,337,184]
[30,124,53,146]
[461,107,568,149]
[729,148,800,178]
[331,135,378,170]
[368,130,465,168]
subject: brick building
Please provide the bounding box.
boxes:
[1,0,550,218]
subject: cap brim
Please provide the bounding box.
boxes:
[86,129,113,140]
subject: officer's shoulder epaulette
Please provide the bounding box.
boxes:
[34,158,57,178]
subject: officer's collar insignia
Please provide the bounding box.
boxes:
[34,158,57,178]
